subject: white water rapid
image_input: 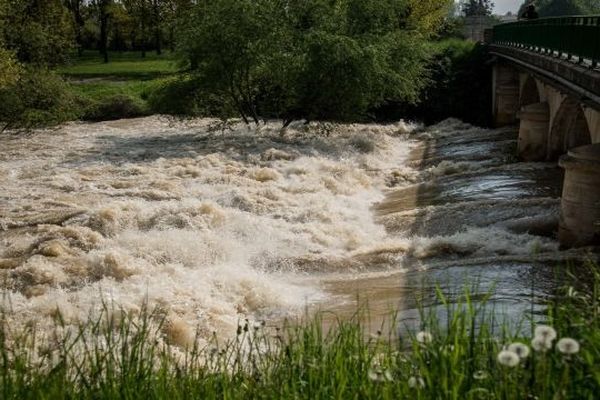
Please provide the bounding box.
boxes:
[0,116,578,347]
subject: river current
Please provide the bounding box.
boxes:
[0,117,592,347]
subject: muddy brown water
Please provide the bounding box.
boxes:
[0,117,595,347]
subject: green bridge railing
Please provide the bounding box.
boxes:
[492,16,600,68]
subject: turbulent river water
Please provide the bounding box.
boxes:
[0,116,593,347]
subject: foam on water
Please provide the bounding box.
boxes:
[0,116,566,347]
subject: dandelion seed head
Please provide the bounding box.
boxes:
[531,336,553,352]
[556,337,580,355]
[408,376,425,389]
[384,370,393,381]
[416,331,432,344]
[368,368,393,383]
[497,350,520,367]
[467,387,491,399]
[534,325,557,341]
[473,370,489,380]
[508,342,530,359]
[371,353,385,368]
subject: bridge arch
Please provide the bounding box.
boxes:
[520,76,541,108]
[548,98,592,160]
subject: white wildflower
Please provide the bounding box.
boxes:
[508,342,530,359]
[467,388,491,398]
[416,331,433,344]
[408,376,425,389]
[368,368,393,383]
[371,353,385,368]
[534,325,557,342]
[497,350,520,367]
[473,370,489,380]
[531,336,553,352]
[556,338,580,355]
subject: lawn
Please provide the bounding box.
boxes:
[56,51,179,120]
[58,50,178,80]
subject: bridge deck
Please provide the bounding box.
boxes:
[491,16,600,110]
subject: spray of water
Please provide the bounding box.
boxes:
[0,116,562,347]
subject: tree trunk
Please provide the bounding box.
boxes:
[140,1,146,58]
[153,0,162,55]
[100,1,110,63]
[66,1,86,56]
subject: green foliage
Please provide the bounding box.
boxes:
[1,263,600,399]
[82,94,149,121]
[387,39,492,126]
[462,0,495,16]
[0,69,80,131]
[0,46,21,88]
[177,0,437,123]
[1,0,74,66]
[147,76,223,116]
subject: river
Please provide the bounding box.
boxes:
[0,116,593,347]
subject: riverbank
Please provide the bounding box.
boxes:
[2,260,599,399]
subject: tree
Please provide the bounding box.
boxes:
[462,0,494,16]
[1,0,74,66]
[121,0,154,57]
[91,0,112,62]
[178,0,434,124]
[163,0,193,52]
[0,0,20,89]
[151,0,162,55]
[64,0,86,55]
[406,0,454,37]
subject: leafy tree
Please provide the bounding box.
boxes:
[0,0,19,88]
[178,0,436,124]
[0,47,20,89]
[94,0,112,62]
[177,0,286,123]
[64,0,86,55]
[1,0,74,66]
[462,0,494,16]
[407,0,454,37]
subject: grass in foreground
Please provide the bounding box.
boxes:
[1,262,600,399]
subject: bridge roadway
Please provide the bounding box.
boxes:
[488,16,600,247]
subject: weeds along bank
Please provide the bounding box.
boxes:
[1,265,600,399]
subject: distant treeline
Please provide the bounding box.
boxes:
[0,0,510,130]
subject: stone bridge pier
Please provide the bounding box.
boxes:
[491,60,600,248]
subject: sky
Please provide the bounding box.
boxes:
[493,0,524,14]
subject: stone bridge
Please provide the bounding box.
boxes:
[489,16,600,247]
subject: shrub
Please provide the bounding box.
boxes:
[0,68,80,131]
[147,76,230,117]
[82,94,149,121]
[0,46,20,88]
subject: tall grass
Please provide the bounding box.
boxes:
[1,262,599,399]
